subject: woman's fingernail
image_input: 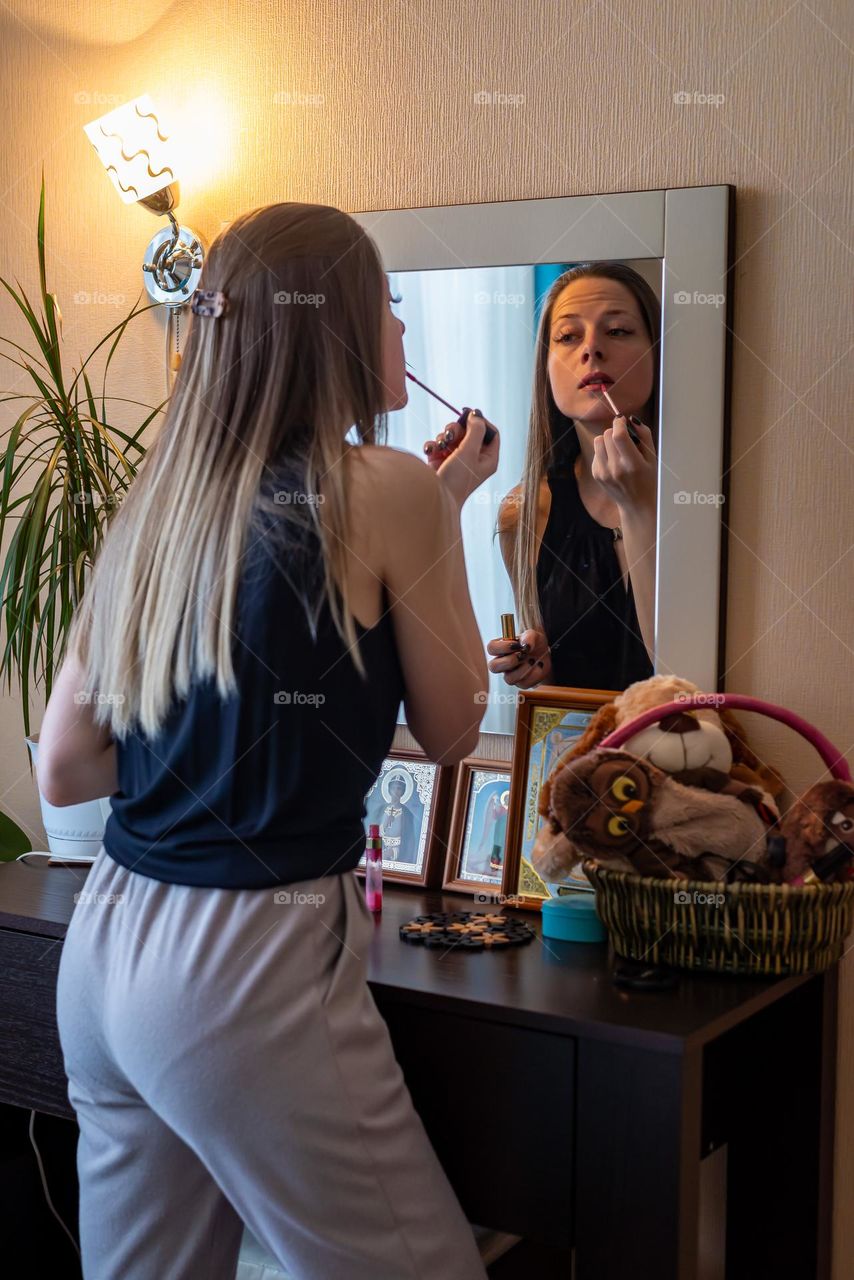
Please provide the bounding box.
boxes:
[424,442,435,453]
[528,657,536,665]
[443,428,456,444]
[630,415,641,425]
[537,660,545,668]
[473,408,483,417]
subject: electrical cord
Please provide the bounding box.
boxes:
[28,1109,81,1262]
[165,303,183,397]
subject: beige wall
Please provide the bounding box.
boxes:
[0,0,851,1268]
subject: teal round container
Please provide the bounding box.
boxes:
[541,894,607,943]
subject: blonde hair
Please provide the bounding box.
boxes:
[68,202,389,740]
[499,262,661,633]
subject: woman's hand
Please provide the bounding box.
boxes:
[426,411,500,507]
[486,628,553,688]
[591,415,657,515]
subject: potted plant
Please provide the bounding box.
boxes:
[0,172,166,856]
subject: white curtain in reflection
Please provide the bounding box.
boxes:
[386,267,536,735]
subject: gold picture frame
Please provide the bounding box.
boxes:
[504,686,617,910]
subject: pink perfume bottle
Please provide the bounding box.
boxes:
[365,823,383,913]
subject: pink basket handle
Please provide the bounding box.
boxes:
[599,693,851,783]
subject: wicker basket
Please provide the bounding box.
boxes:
[581,694,854,976]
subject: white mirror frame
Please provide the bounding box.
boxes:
[353,185,733,692]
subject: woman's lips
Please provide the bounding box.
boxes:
[583,381,612,392]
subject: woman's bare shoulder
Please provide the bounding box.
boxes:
[346,441,431,482]
[343,444,446,567]
[498,478,550,530]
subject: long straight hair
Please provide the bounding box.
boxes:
[501,262,661,634]
[68,202,390,741]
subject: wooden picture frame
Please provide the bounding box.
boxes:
[442,756,513,896]
[356,749,453,887]
[504,686,616,910]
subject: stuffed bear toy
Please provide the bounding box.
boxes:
[558,674,786,806]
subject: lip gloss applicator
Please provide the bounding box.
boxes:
[405,364,497,448]
[591,381,642,448]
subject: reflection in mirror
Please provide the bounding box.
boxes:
[386,259,662,734]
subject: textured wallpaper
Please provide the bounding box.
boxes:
[0,0,852,1270]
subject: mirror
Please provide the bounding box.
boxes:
[354,188,732,734]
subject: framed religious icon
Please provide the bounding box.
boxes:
[442,757,513,895]
[504,686,616,909]
[357,750,452,885]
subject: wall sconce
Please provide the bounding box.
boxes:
[84,94,205,309]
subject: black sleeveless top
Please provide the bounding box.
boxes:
[536,434,654,693]
[104,475,405,890]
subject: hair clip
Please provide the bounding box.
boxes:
[191,289,228,318]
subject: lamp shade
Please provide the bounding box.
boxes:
[84,94,178,205]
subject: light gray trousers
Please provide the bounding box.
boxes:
[56,846,488,1280]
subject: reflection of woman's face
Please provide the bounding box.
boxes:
[546,278,655,424]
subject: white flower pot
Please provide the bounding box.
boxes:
[26,735,111,858]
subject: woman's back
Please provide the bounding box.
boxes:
[104,442,492,887]
[104,452,405,889]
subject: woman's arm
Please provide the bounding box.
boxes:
[36,650,119,806]
[373,450,488,765]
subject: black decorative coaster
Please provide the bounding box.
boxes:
[399,910,535,951]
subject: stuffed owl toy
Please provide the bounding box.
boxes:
[534,748,774,883]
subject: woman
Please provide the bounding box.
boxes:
[444,263,660,694]
[39,202,497,1279]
